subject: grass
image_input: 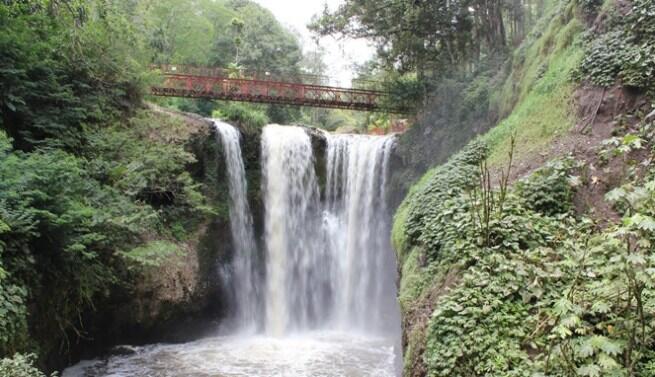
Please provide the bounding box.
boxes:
[398,247,425,310]
[392,0,586,312]
[482,4,584,166]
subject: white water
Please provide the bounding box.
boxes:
[63,332,396,377]
[324,134,398,332]
[213,120,260,329]
[261,125,324,334]
[63,123,401,377]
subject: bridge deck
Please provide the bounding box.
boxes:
[149,65,406,113]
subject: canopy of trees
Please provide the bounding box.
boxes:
[311,0,546,79]
[0,0,316,371]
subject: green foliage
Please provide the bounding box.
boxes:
[0,266,28,356]
[0,131,148,354]
[532,177,655,376]
[403,141,487,261]
[213,103,270,133]
[0,103,216,358]
[0,1,220,361]
[395,131,655,376]
[425,264,533,376]
[119,241,181,268]
[143,0,224,65]
[396,134,573,375]
[516,159,576,216]
[383,73,424,113]
[0,353,56,377]
[82,111,213,221]
[0,1,146,150]
[576,0,655,94]
[211,0,302,72]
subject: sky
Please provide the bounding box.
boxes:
[252,0,375,85]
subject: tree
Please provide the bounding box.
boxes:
[230,17,245,65]
[310,0,542,79]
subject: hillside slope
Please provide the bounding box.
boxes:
[393,0,655,376]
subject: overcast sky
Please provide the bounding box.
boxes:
[252,0,375,85]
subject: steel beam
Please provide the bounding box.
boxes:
[149,65,408,113]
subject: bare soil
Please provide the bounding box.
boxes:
[500,84,651,225]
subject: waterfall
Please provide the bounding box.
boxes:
[64,123,403,377]
[214,120,260,330]
[261,124,399,337]
[261,125,324,335]
[324,134,397,332]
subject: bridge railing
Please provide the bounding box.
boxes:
[151,64,388,91]
[151,64,334,87]
[149,64,409,113]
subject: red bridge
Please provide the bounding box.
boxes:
[149,65,407,113]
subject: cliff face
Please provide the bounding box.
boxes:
[53,110,228,368]
[58,114,335,369]
[388,83,497,210]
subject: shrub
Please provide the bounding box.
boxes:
[516,159,576,216]
[213,103,270,132]
[0,354,55,377]
[576,0,655,94]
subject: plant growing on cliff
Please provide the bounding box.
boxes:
[395,129,655,376]
[469,135,515,247]
[0,353,56,377]
[535,178,655,377]
[576,0,655,95]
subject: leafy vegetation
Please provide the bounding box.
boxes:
[576,0,655,94]
[394,120,655,375]
[392,0,655,374]
[0,353,55,377]
[0,0,233,369]
[213,103,270,133]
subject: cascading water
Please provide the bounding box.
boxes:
[261,124,324,335]
[261,125,400,337]
[324,134,398,333]
[63,122,401,377]
[213,120,260,330]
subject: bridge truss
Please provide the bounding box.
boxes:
[149,65,407,113]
